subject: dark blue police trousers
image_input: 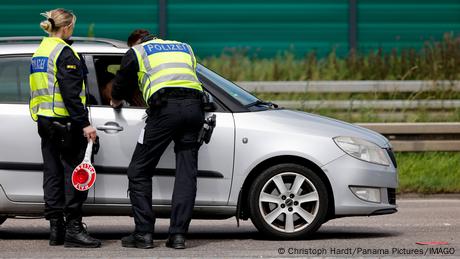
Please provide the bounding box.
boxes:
[127,96,204,234]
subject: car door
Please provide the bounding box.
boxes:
[86,54,234,206]
[0,55,96,203]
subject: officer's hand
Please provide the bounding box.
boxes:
[83,125,97,142]
[110,99,123,109]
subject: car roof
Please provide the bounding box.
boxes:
[0,36,129,55]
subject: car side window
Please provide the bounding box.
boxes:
[0,56,31,103]
[92,55,146,107]
[90,55,227,112]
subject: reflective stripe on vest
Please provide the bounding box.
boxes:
[29,37,86,121]
[132,39,202,103]
[30,84,86,100]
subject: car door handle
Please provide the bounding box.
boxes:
[96,122,124,133]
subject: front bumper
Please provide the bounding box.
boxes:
[321,153,398,216]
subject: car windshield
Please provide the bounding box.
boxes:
[197,64,259,106]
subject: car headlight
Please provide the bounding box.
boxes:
[333,136,390,166]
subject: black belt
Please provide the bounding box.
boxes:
[148,87,203,107]
[162,87,202,98]
[37,115,70,123]
[148,87,202,107]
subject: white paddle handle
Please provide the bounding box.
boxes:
[83,140,93,163]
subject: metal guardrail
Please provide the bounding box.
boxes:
[238,81,460,110]
[237,81,460,151]
[238,81,460,93]
[356,123,460,152]
[276,100,460,110]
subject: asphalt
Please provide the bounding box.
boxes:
[0,199,459,258]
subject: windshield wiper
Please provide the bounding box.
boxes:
[245,100,279,109]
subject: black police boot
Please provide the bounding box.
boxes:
[49,218,65,246]
[166,234,186,249]
[121,232,154,249]
[64,220,101,248]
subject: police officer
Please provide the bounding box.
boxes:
[29,8,101,248]
[111,30,204,249]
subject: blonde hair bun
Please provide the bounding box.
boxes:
[40,20,52,33]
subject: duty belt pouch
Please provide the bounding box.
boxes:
[201,91,217,112]
[198,114,217,145]
[148,90,167,108]
[51,121,72,151]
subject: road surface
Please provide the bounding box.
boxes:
[0,199,458,258]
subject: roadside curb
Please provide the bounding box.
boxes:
[397,193,460,199]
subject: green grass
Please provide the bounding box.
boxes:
[200,34,460,123]
[200,33,460,81]
[396,152,460,194]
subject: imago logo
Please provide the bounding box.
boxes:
[72,163,96,191]
[428,247,456,255]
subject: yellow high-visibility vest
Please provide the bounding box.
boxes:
[29,37,86,121]
[132,39,203,103]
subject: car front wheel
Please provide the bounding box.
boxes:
[248,163,328,239]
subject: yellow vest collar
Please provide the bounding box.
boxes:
[43,37,70,46]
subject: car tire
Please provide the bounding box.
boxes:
[248,163,328,239]
[0,217,6,226]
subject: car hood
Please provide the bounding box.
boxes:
[256,109,390,148]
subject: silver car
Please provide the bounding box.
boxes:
[0,37,397,239]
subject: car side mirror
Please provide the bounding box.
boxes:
[203,91,217,112]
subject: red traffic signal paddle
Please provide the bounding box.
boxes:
[71,140,96,191]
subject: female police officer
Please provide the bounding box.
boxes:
[29,8,100,248]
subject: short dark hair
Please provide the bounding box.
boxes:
[127,29,150,47]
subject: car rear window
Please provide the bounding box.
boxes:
[0,56,30,103]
